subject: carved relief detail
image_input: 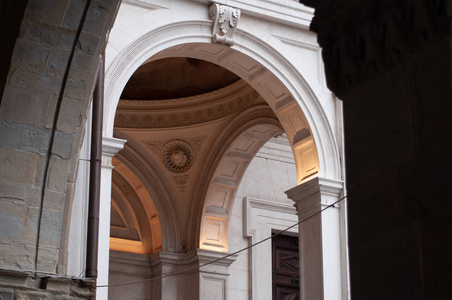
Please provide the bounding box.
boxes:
[161,140,195,174]
[173,175,189,193]
[143,140,165,155]
[210,3,241,46]
[115,87,261,129]
[189,135,208,152]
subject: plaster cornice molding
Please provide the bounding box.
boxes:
[195,0,313,29]
[285,176,344,210]
[115,81,262,129]
[102,137,127,168]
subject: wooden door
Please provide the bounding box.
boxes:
[272,234,300,300]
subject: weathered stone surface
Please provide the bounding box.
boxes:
[46,48,71,78]
[34,155,71,193]
[68,52,95,82]
[57,98,82,133]
[0,87,53,127]
[78,33,100,56]
[62,0,87,32]
[42,190,66,212]
[0,182,40,207]
[0,288,14,300]
[64,80,88,101]
[36,246,59,273]
[9,69,61,95]
[63,0,109,38]
[83,2,110,37]
[0,270,95,299]
[0,121,51,154]
[53,131,75,159]
[47,157,70,193]
[11,39,51,73]
[0,148,38,186]
[0,211,23,240]
[27,25,75,50]
[39,210,63,246]
[0,243,35,271]
[0,0,121,281]
[25,207,39,247]
[25,0,70,27]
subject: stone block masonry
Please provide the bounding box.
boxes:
[0,269,95,300]
[0,0,121,298]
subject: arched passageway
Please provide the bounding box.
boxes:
[97,2,345,299]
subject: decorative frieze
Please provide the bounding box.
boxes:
[115,83,261,129]
[210,3,241,46]
[173,175,189,192]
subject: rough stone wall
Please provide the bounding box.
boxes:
[0,269,95,300]
[0,0,120,289]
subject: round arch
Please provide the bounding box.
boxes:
[113,146,182,252]
[104,20,341,182]
[193,105,284,251]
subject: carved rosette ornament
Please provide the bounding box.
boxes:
[161,140,195,173]
[210,3,241,46]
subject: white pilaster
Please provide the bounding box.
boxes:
[150,249,237,300]
[97,136,126,300]
[285,177,344,300]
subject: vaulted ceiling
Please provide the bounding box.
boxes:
[111,57,282,254]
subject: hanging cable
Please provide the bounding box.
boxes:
[97,194,347,288]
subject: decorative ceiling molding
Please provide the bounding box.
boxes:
[161,140,195,174]
[115,80,262,129]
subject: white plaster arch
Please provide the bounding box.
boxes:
[104,20,341,181]
[194,105,284,251]
[114,145,182,253]
[111,158,163,254]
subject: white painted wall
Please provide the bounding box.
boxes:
[228,135,299,299]
[66,0,348,298]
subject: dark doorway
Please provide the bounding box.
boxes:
[272,233,300,300]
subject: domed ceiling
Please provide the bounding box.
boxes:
[120,57,240,100]
[113,55,280,255]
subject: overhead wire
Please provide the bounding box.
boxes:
[97,194,347,288]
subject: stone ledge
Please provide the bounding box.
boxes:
[0,269,95,300]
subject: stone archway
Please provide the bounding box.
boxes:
[102,7,344,299]
[104,23,341,181]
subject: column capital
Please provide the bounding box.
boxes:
[102,137,126,168]
[285,176,346,300]
[285,176,343,204]
[102,136,126,157]
[150,249,237,270]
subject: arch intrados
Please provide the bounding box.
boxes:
[110,180,152,254]
[188,105,283,250]
[114,146,181,253]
